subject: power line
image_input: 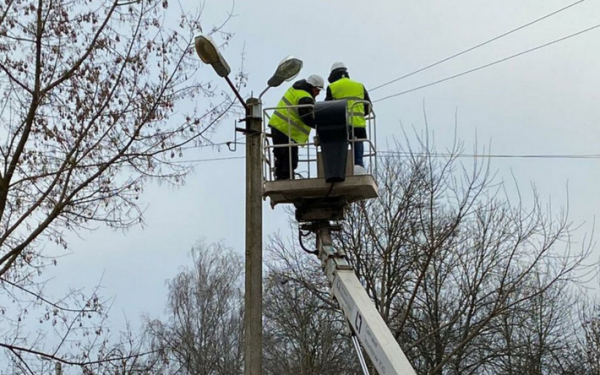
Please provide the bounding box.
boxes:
[169,156,245,164]
[378,150,600,159]
[179,140,245,151]
[373,22,600,103]
[165,151,600,165]
[369,0,588,92]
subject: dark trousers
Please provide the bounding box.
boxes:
[270,127,298,180]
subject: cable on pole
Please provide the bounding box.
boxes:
[298,229,318,255]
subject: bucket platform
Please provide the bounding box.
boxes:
[262,99,378,221]
[264,174,378,206]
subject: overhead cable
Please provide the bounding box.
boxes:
[378,150,600,159]
[166,151,600,165]
[168,156,245,164]
[373,22,600,103]
[369,0,589,92]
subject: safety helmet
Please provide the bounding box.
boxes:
[306,74,325,90]
[330,62,347,72]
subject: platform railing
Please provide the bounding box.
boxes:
[262,100,377,183]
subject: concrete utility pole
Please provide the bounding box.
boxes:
[194,34,303,375]
[244,97,263,375]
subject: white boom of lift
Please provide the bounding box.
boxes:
[314,223,417,375]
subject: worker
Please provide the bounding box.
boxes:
[268,74,325,180]
[325,62,372,168]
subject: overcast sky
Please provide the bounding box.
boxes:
[38,0,600,335]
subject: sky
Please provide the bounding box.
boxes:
[35,0,600,340]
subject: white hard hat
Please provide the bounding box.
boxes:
[306,74,325,90]
[330,62,347,72]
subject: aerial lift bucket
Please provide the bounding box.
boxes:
[314,100,349,183]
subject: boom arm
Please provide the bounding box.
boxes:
[317,226,417,375]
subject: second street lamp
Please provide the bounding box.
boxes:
[262,55,303,97]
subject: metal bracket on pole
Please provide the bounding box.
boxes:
[226,120,239,152]
[236,126,260,136]
[237,101,262,136]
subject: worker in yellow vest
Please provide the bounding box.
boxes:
[325,62,372,168]
[268,75,325,180]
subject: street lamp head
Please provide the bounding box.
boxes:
[194,34,231,78]
[267,56,303,87]
[194,35,219,64]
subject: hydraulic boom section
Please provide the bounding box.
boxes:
[313,223,417,375]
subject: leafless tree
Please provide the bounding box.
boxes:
[561,295,600,375]
[469,273,584,374]
[145,236,359,375]
[0,0,239,279]
[0,0,241,370]
[578,303,600,374]
[146,241,244,375]
[268,130,593,375]
[263,252,361,375]
[3,316,169,374]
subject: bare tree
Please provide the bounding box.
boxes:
[0,0,239,278]
[471,272,584,374]
[0,278,182,375]
[268,131,593,375]
[146,241,244,375]
[562,298,600,375]
[0,0,241,370]
[578,304,600,374]
[263,251,361,375]
[3,317,170,375]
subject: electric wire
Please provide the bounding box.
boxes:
[168,156,245,164]
[314,19,599,118]
[298,229,318,255]
[373,22,600,103]
[178,140,245,151]
[369,0,589,92]
[378,151,600,159]
[166,151,600,165]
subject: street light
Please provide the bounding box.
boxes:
[262,55,303,97]
[194,35,302,106]
[194,34,231,77]
[194,33,302,375]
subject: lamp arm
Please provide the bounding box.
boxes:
[224,75,248,109]
[258,86,271,100]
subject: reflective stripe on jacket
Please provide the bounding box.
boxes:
[268,87,313,143]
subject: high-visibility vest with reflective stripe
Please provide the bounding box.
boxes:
[329,78,366,128]
[268,87,313,144]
